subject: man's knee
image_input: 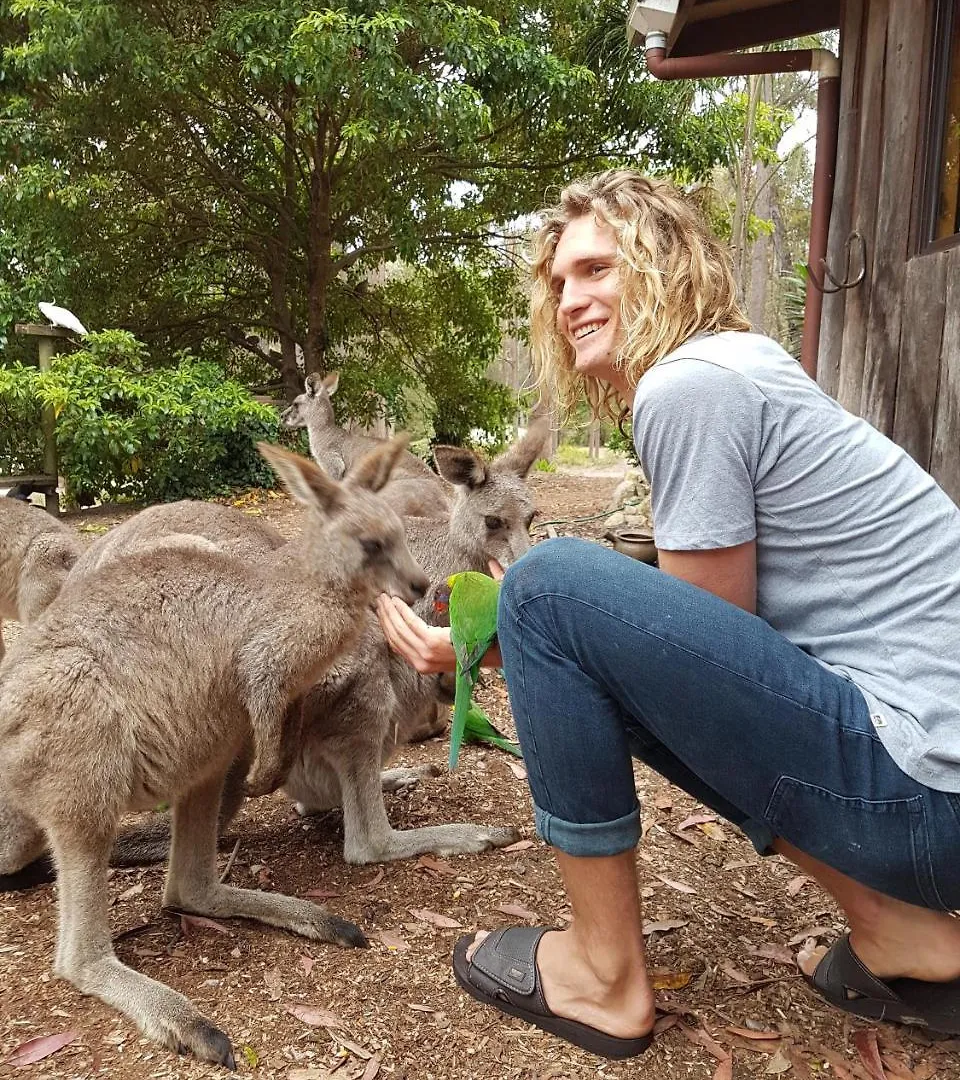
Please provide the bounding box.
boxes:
[501,537,593,615]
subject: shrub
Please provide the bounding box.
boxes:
[2,331,280,504]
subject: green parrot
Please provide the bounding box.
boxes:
[462,701,523,759]
[443,570,519,769]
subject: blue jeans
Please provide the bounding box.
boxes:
[497,538,960,911]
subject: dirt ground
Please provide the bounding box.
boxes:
[2,467,958,1080]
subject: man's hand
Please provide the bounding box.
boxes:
[376,594,458,673]
[377,560,505,675]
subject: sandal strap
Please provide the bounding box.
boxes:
[813,934,902,1004]
[470,926,551,1002]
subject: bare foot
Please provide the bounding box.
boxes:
[466,929,656,1040]
[850,902,960,983]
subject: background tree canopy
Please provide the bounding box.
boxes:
[0,0,757,445]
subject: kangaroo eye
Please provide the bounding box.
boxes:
[484,516,504,532]
[361,538,385,559]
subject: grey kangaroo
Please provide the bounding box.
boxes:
[0,496,82,663]
[283,411,551,862]
[0,440,428,1068]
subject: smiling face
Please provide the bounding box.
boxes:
[550,214,629,393]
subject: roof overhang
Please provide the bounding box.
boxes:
[627,0,840,56]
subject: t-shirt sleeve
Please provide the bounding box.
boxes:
[632,358,766,551]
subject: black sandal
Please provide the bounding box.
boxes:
[452,926,654,1060]
[807,933,960,1035]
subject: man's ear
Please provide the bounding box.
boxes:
[257,442,344,514]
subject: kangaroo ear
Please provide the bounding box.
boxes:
[494,405,551,477]
[433,445,488,489]
[347,435,410,493]
[323,371,339,395]
[258,442,344,513]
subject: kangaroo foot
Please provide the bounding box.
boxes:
[380,764,442,792]
[164,883,368,949]
[345,823,521,864]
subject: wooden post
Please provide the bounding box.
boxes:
[13,323,71,515]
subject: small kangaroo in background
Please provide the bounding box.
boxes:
[281,371,443,487]
[0,497,82,662]
[0,441,428,1068]
[283,410,551,862]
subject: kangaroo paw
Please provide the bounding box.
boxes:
[167,1016,235,1070]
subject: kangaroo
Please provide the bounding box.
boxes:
[281,371,443,488]
[283,411,551,863]
[0,496,82,662]
[0,441,428,1068]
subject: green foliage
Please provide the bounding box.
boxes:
[533,456,557,473]
[605,423,640,466]
[0,0,743,435]
[553,443,591,467]
[1,332,279,503]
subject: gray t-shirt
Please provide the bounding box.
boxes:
[632,330,960,793]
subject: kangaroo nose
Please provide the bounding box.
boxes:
[410,576,428,600]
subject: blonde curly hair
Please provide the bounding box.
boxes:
[530,169,750,420]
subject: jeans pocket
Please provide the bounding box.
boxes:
[764,777,945,910]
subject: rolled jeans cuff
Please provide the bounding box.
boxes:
[533,803,640,857]
[740,816,776,857]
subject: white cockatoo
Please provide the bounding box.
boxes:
[38,302,88,336]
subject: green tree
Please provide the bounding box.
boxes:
[2,0,739,424]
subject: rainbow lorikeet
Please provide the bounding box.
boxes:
[440,571,521,769]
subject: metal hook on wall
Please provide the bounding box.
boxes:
[807,230,866,294]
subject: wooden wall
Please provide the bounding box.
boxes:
[818,0,960,501]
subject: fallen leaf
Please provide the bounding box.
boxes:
[288,1069,330,1080]
[642,918,688,935]
[732,882,760,899]
[507,761,527,780]
[713,1057,734,1080]
[680,1023,729,1062]
[304,887,343,900]
[796,942,828,976]
[375,930,409,951]
[853,1029,887,1080]
[263,967,283,999]
[719,962,753,985]
[786,875,810,897]
[407,1004,435,1013]
[654,793,674,810]
[671,827,701,846]
[764,1048,792,1074]
[747,942,796,966]
[650,969,693,990]
[787,1046,816,1080]
[726,1026,783,1041]
[416,856,457,876]
[654,1014,680,1034]
[333,1036,371,1059]
[699,821,727,841]
[364,868,385,888]
[879,1054,917,1080]
[722,859,752,871]
[495,902,538,922]
[502,839,535,852]
[283,1003,342,1029]
[786,925,832,947]
[361,1056,382,1080]
[677,813,719,831]
[116,882,144,902]
[409,908,462,929]
[179,913,232,936]
[745,914,779,928]
[655,873,697,894]
[5,1032,78,1066]
[299,954,315,977]
[240,1045,258,1068]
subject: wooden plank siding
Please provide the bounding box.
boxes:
[930,253,960,496]
[820,0,960,501]
[891,252,947,466]
[833,0,887,416]
[817,0,865,401]
[858,0,923,435]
